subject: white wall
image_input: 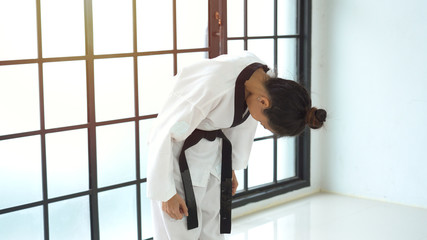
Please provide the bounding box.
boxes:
[312,0,427,208]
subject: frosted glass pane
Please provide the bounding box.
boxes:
[41,0,85,57]
[278,0,298,35]
[277,137,296,180]
[0,0,37,60]
[46,129,89,198]
[137,0,173,51]
[0,136,42,209]
[248,139,274,188]
[248,39,274,71]
[141,183,153,239]
[49,196,91,240]
[138,55,174,116]
[0,64,40,135]
[235,169,244,192]
[94,57,135,122]
[99,186,138,240]
[0,207,44,240]
[248,0,274,37]
[278,38,297,80]
[176,0,208,49]
[93,0,133,54]
[140,119,155,179]
[227,40,244,54]
[227,0,244,37]
[97,122,136,187]
[43,61,87,129]
[177,52,208,71]
[254,122,274,138]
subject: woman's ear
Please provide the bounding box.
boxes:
[257,96,270,109]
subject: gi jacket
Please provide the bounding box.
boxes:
[147,51,266,202]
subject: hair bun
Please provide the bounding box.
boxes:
[306,107,327,129]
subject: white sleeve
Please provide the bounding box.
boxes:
[222,116,258,170]
[146,93,210,202]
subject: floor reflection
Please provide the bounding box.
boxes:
[228,198,310,240]
[227,193,427,240]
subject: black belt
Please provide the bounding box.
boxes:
[178,129,232,233]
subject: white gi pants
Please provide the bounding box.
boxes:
[151,174,225,240]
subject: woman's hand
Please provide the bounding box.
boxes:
[232,170,238,196]
[163,171,237,220]
[162,194,189,220]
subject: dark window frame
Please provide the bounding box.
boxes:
[0,0,311,239]
[0,0,214,239]
[221,0,313,208]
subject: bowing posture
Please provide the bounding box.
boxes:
[147,51,326,240]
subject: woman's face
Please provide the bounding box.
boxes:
[246,94,273,132]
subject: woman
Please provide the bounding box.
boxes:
[147,51,326,240]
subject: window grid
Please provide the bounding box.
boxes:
[0,0,214,239]
[229,0,312,208]
[0,0,311,238]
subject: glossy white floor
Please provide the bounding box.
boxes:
[226,193,427,240]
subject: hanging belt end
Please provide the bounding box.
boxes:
[220,178,232,234]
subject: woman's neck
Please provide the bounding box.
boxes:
[244,68,270,99]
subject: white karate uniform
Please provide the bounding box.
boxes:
[147,51,266,240]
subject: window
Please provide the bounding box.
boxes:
[0,0,311,239]
[224,0,312,208]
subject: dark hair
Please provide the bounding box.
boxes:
[263,78,327,136]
